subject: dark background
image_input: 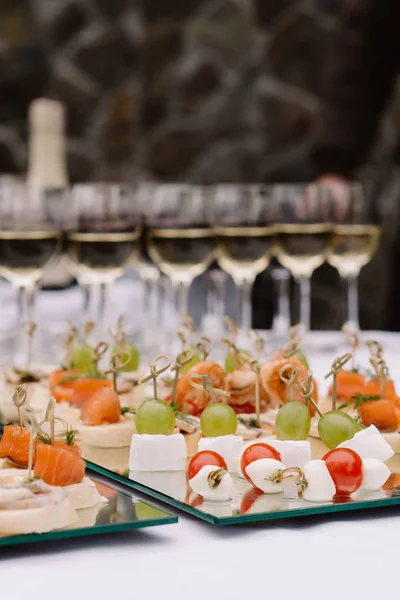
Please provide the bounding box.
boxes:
[0,0,399,329]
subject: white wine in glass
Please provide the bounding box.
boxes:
[145,184,215,320]
[214,185,273,330]
[272,184,334,332]
[327,224,381,328]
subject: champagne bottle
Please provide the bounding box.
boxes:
[27,98,72,288]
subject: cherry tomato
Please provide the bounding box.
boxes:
[187,450,227,480]
[323,448,363,496]
[240,488,264,514]
[240,443,282,483]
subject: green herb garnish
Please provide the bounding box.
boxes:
[339,393,381,411]
[65,427,77,445]
[36,432,51,445]
[121,407,136,416]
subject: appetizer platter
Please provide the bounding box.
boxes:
[0,384,177,545]
[1,318,400,525]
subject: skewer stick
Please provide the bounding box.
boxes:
[13,385,28,430]
[196,337,212,361]
[171,349,195,407]
[279,364,300,403]
[189,373,230,404]
[342,324,359,370]
[300,372,322,417]
[250,360,261,424]
[91,341,109,375]
[139,355,171,400]
[105,352,132,392]
[325,353,352,410]
[45,397,56,445]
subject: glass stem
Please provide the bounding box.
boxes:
[207,269,227,318]
[298,275,311,331]
[238,279,253,330]
[157,275,168,327]
[346,275,360,330]
[175,280,191,319]
[98,281,109,339]
[272,267,291,335]
[15,284,36,369]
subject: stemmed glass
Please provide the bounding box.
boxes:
[0,178,63,360]
[272,184,334,331]
[66,184,141,337]
[145,184,215,321]
[213,184,274,331]
[270,264,291,343]
[325,182,381,330]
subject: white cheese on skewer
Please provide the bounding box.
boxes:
[302,460,336,503]
[244,458,287,494]
[129,433,187,471]
[189,465,233,501]
[361,458,391,491]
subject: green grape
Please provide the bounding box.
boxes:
[275,401,311,441]
[112,342,140,371]
[135,399,175,435]
[295,352,309,369]
[318,410,361,450]
[200,403,238,437]
[70,342,93,373]
[180,348,200,374]
[135,501,163,520]
[225,349,251,373]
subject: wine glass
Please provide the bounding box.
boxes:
[271,264,291,345]
[325,182,381,330]
[0,177,63,361]
[145,184,215,321]
[213,184,274,331]
[272,184,334,332]
[67,184,141,337]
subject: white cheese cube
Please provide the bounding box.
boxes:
[129,433,186,471]
[361,458,391,491]
[198,435,243,473]
[189,465,233,501]
[338,425,394,462]
[129,470,187,502]
[302,460,336,503]
[245,458,287,494]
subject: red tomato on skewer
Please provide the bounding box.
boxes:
[240,443,282,484]
[323,448,363,496]
[187,451,227,481]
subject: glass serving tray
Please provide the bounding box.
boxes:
[82,437,400,525]
[0,474,177,547]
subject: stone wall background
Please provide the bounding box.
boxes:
[0,0,399,330]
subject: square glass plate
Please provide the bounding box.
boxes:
[81,442,400,525]
[0,474,177,547]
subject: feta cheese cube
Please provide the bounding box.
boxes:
[129,433,187,471]
[338,425,394,462]
[198,435,243,473]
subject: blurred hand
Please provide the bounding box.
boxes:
[316,174,351,221]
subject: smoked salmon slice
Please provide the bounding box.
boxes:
[8,428,34,467]
[72,378,113,407]
[34,442,85,486]
[0,425,19,458]
[329,370,366,402]
[364,379,398,400]
[80,387,121,425]
[359,398,397,432]
[49,369,79,403]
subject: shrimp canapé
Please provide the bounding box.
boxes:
[175,362,227,416]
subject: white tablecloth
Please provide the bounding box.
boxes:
[2,282,400,599]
